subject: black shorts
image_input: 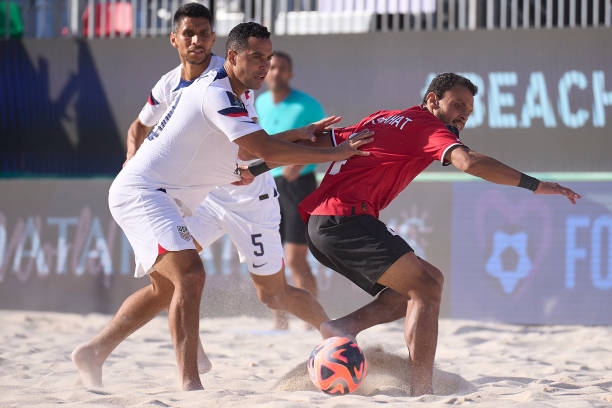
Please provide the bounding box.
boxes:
[275,172,317,244]
[305,214,413,296]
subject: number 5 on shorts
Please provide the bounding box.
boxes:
[251,233,264,256]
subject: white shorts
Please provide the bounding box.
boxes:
[184,195,283,275]
[108,186,197,278]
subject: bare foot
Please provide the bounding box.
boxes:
[409,366,434,395]
[410,383,433,396]
[180,378,204,391]
[71,344,103,387]
[319,320,357,340]
[197,344,212,374]
[273,311,289,331]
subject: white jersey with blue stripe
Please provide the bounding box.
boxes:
[137,55,226,127]
[115,68,264,213]
[135,56,278,209]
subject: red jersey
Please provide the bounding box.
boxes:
[298,106,463,222]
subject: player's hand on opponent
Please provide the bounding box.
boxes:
[231,164,255,186]
[300,116,343,142]
[534,181,582,204]
[331,129,374,161]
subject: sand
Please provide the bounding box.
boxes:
[0,310,611,407]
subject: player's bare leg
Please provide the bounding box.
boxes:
[252,266,328,332]
[184,238,212,373]
[153,250,205,391]
[72,271,175,387]
[72,269,212,387]
[273,243,318,330]
[319,288,408,339]
[319,253,442,396]
[378,253,443,396]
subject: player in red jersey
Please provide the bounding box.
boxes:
[294,73,581,395]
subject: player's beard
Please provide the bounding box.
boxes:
[185,48,209,66]
[186,55,208,66]
[434,109,454,128]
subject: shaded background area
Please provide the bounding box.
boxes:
[1,39,128,174]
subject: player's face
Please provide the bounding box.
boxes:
[171,17,216,66]
[432,85,474,131]
[265,55,292,92]
[233,37,273,90]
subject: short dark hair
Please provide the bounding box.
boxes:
[271,51,292,71]
[172,2,213,33]
[226,22,271,54]
[421,73,478,105]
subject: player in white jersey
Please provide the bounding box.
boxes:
[72,16,373,391]
[73,2,330,385]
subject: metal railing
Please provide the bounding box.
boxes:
[3,0,611,39]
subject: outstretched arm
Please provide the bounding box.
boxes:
[234,128,371,166]
[232,128,373,185]
[237,116,340,161]
[125,119,152,166]
[447,146,582,204]
[272,116,341,144]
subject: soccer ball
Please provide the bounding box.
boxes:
[307,336,367,395]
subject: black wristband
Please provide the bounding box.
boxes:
[248,160,271,177]
[518,173,540,191]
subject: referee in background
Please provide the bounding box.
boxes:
[255,51,326,330]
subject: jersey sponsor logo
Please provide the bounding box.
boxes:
[177,225,192,241]
[148,92,182,140]
[252,262,268,268]
[147,91,159,106]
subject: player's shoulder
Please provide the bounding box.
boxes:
[198,72,247,115]
[202,54,225,77]
[209,54,225,68]
[156,64,182,86]
[203,69,232,97]
[361,109,398,125]
[403,105,437,121]
[402,106,450,137]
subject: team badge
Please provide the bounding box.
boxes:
[177,226,192,241]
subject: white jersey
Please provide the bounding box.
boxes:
[138,55,225,126]
[113,67,263,213]
[136,56,278,210]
